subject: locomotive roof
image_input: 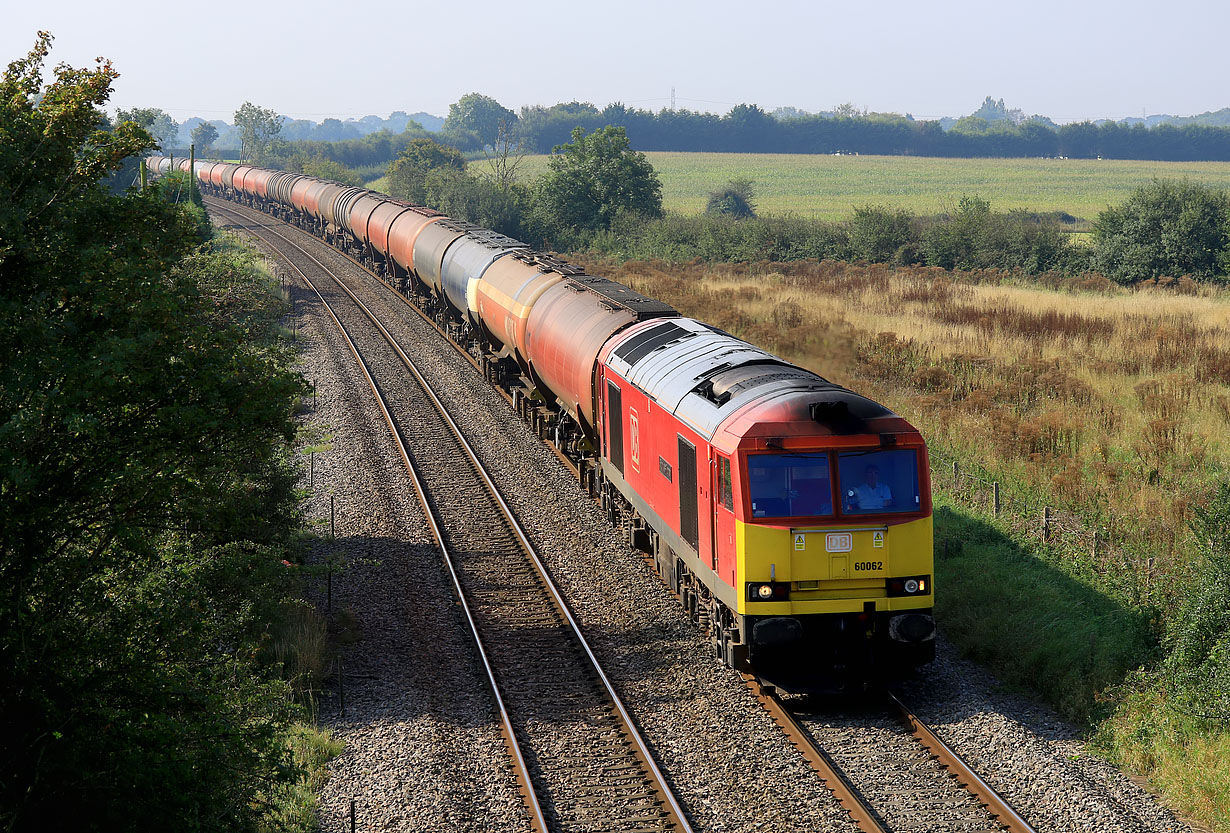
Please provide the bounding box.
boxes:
[604,318,895,442]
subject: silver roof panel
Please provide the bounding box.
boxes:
[606,318,841,439]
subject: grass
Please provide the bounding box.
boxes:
[573,254,1230,828]
[933,500,1155,722]
[501,153,1230,221]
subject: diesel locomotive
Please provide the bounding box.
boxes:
[148,155,935,690]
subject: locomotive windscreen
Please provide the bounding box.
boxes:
[837,450,921,515]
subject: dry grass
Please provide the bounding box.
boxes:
[578,256,1230,612]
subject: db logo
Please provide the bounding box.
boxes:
[629,409,640,472]
[825,533,853,552]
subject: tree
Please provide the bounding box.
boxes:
[2,33,307,828]
[533,125,662,232]
[1093,179,1230,283]
[116,106,177,150]
[191,120,218,156]
[706,178,757,218]
[444,92,517,148]
[233,101,282,162]
[483,119,526,191]
[385,138,467,204]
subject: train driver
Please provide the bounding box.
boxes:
[851,464,893,510]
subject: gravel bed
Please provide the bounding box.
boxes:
[300,261,680,832]
[229,201,1196,833]
[792,701,999,832]
[228,215,529,833]
[266,215,856,833]
[895,637,1193,833]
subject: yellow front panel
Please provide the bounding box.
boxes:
[736,516,934,615]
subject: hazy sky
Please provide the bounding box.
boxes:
[5,0,1226,124]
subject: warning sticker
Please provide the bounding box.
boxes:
[793,533,806,551]
[873,531,885,548]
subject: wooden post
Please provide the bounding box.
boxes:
[992,481,1001,517]
[338,658,345,719]
[349,799,356,833]
[1042,506,1052,543]
[952,460,959,488]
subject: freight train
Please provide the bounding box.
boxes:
[147,155,935,691]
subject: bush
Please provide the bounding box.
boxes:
[705,178,757,218]
[1093,178,1230,284]
[849,204,916,263]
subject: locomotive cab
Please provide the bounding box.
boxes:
[730,432,935,691]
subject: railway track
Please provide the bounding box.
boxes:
[209,200,693,833]
[209,196,1038,833]
[751,678,1037,833]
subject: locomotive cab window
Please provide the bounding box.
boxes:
[837,449,921,515]
[748,453,833,519]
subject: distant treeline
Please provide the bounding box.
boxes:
[515,103,1230,161]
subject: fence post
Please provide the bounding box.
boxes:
[1091,529,1099,561]
[952,460,959,488]
[992,481,1001,517]
[1042,506,1052,543]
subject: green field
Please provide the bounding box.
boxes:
[495,152,1230,221]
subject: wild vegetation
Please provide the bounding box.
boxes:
[577,254,1230,828]
[1,34,335,830]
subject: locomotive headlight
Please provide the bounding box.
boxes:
[904,579,919,594]
[757,584,774,599]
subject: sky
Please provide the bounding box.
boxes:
[5,0,1227,125]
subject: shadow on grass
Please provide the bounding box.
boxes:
[933,501,1160,726]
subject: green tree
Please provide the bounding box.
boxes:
[116,105,178,150]
[444,92,517,148]
[1,33,307,828]
[190,120,218,156]
[233,100,282,162]
[385,137,467,204]
[533,125,662,232]
[706,178,757,218]
[1093,178,1230,283]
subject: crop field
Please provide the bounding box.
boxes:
[504,153,1230,221]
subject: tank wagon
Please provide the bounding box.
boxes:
[149,156,936,690]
